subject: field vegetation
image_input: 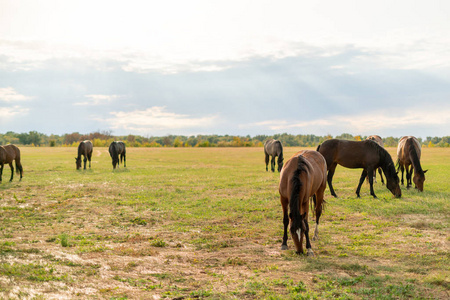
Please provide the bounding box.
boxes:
[0,146,449,299]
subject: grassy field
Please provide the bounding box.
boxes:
[0,146,448,299]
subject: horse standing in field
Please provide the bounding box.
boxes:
[366,135,385,184]
[397,136,427,191]
[264,139,284,172]
[109,141,126,169]
[279,150,327,256]
[0,144,23,182]
[317,139,401,198]
[75,140,93,170]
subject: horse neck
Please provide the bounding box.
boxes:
[408,144,423,174]
[379,150,396,180]
[77,143,84,158]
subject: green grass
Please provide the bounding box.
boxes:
[0,146,448,299]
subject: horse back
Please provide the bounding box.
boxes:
[397,136,421,163]
[1,144,20,162]
[279,150,326,200]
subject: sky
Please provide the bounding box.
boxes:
[1,0,449,138]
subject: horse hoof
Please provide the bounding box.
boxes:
[281,245,288,250]
[307,249,315,257]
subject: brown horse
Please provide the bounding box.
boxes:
[317,139,401,198]
[264,139,284,172]
[109,141,126,169]
[397,136,427,191]
[0,144,23,182]
[366,135,385,184]
[75,140,93,170]
[279,150,326,256]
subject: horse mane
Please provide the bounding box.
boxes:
[406,138,423,174]
[77,141,84,158]
[289,156,309,236]
[366,139,396,178]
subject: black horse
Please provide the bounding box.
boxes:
[109,141,126,169]
[264,139,284,172]
[317,139,401,198]
[75,140,93,170]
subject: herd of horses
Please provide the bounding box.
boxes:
[1,136,427,257]
[0,141,126,182]
[265,136,427,256]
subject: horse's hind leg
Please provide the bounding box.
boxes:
[327,164,338,197]
[312,186,325,241]
[270,156,275,172]
[356,169,370,198]
[265,153,269,171]
[406,165,412,189]
[8,162,14,182]
[0,162,3,182]
[303,215,314,257]
[399,164,405,185]
[83,156,88,170]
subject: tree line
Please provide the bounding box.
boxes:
[0,131,449,148]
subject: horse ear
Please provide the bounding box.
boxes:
[423,169,428,173]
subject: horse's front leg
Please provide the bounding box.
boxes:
[356,169,369,198]
[83,156,87,170]
[0,162,3,182]
[270,156,275,172]
[327,164,338,197]
[378,168,385,185]
[280,196,289,250]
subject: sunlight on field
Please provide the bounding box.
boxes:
[0,147,449,299]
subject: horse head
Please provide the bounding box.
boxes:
[413,170,427,192]
[386,171,402,198]
[75,157,81,170]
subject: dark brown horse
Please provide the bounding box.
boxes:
[279,150,327,256]
[75,140,93,170]
[366,135,385,185]
[317,139,401,198]
[109,141,126,169]
[397,136,427,191]
[0,144,23,182]
[264,139,284,172]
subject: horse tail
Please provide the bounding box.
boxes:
[277,141,284,164]
[289,156,308,236]
[14,147,23,176]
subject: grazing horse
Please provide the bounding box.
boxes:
[0,144,23,182]
[75,140,93,170]
[279,150,326,256]
[397,136,427,191]
[366,135,385,184]
[317,139,401,198]
[109,141,126,169]
[264,139,284,172]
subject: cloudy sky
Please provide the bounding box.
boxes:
[1,0,449,138]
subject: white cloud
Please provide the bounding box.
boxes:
[0,87,33,102]
[0,106,29,118]
[74,94,122,106]
[243,108,450,136]
[104,106,217,133]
